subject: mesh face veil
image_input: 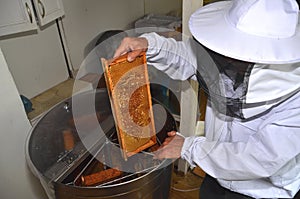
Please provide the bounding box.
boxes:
[193,40,255,120]
[193,39,300,120]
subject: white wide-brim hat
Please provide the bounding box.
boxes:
[189,0,300,64]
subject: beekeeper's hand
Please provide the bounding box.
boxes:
[154,131,184,160]
[113,37,148,62]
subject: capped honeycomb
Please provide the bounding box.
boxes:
[101,52,156,160]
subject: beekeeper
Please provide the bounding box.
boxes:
[113,0,300,198]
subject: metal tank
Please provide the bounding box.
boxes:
[26,88,177,199]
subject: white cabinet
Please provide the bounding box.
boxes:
[0,0,64,37]
[32,0,65,26]
[0,0,37,36]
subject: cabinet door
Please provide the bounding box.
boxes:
[0,0,37,37]
[32,0,65,26]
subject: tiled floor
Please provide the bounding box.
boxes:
[26,78,204,199]
[27,78,76,120]
[170,170,203,199]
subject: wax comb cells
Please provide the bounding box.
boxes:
[101,52,156,160]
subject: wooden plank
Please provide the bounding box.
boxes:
[178,0,203,173]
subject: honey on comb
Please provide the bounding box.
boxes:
[101,52,156,160]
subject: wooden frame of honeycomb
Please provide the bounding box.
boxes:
[101,52,156,160]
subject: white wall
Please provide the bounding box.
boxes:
[182,0,203,36]
[61,0,182,71]
[0,22,69,99]
[61,0,145,71]
[144,0,182,15]
[0,48,47,199]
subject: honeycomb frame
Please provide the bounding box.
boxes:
[101,52,156,160]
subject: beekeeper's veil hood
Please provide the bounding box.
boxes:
[189,0,300,119]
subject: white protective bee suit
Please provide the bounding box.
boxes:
[140,0,300,198]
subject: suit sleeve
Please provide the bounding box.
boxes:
[181,107,300,181]
[141,32,197,81]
